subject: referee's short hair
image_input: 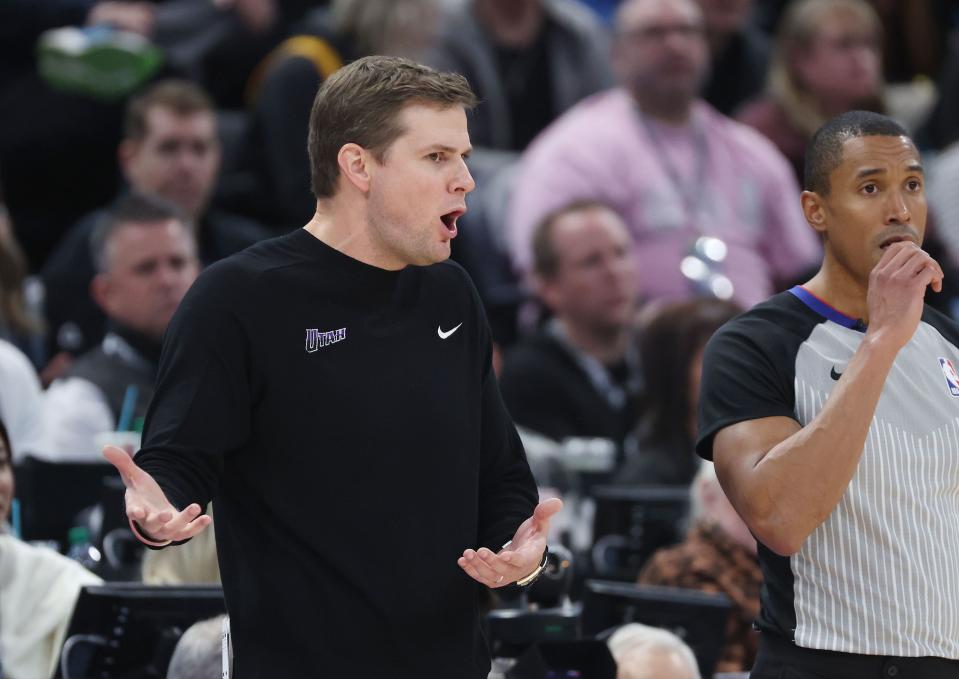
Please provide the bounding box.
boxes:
[90,192,190,273]
[804,111,910,196]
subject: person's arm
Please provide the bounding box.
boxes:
[713,242,943,556]
[103,260,256,546]
[455,272,561,586]
[459,360,562,588]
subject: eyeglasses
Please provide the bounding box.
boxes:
[617,22,705,43]
[680,236,734,300]
[814,33,880,55]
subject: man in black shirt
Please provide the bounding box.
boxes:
[40,193,199,461]
[500,201,642,475]
[40,79,269,364]
[699,111,959,676]
[104,57,559,677]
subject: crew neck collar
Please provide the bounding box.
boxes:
[788,285,866,332]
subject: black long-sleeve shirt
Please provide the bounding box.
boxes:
[136,228,538,678]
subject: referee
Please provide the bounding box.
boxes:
[698,110,959,678]
[104,56,560,678]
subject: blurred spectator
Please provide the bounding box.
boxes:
[607,622,701,679]
[0,417,102,679]
[229,0,443,229]
[616,297,739,486]
[150,0,321,109]
[736,0,886,182]
[698,0,770,115]
[507,0,819,310]
[0,1,157,270]
[929,143,959,270]
[0,201,44,367]
[38,194,199,463]
[579,0,624,25]
[0,0,154,65]
[426,0,614,153]
[41,79,268,362]
[0,339,44,463]
[207,0,304,107]
[87,1,155,34]
[142,504,220,585]
[637,462,761,673]
[920,39,959,151]
[869,0,948,84]
[499,202,642,469]
[753,0,954,61]
[418,0,613,339]
[166,614,230,679]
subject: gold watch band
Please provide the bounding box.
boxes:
[515,548,549,587]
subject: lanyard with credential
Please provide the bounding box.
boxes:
[635,104,710,224]
[547,319,642,410]
[635,105,735,299]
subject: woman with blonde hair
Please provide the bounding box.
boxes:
[736,0,884,182]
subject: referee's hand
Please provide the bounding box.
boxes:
[103,444,211,545]
[867,240,943,351]
[457,498,563,588]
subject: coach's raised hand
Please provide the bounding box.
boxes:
[103,445,211,546]
[457,498,563,588]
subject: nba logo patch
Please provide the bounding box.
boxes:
[938,358,959,397]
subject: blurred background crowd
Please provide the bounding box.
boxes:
[1,0,958,677]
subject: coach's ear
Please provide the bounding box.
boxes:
[801,190,827,238]
[336,143,373,194]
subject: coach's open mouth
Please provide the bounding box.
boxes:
[440,209,465,236]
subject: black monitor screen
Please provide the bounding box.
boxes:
[57,584,226,679]
[14,456,116,549]
[590,485,690,580]
[581,579,730,678]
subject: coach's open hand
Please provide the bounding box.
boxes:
[457,498,563,588]
[103,444,211,545]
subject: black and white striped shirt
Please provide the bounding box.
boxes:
[698,286,959,658]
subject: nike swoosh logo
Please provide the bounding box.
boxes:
[437,323,462,340]
[830,367,843,381]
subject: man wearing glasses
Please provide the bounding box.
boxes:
[508,0,819,308]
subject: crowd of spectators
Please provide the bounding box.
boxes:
[2,0,958,677]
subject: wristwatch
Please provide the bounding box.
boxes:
[503,541,549,587]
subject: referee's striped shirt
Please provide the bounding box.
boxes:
[698,286,959,658]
